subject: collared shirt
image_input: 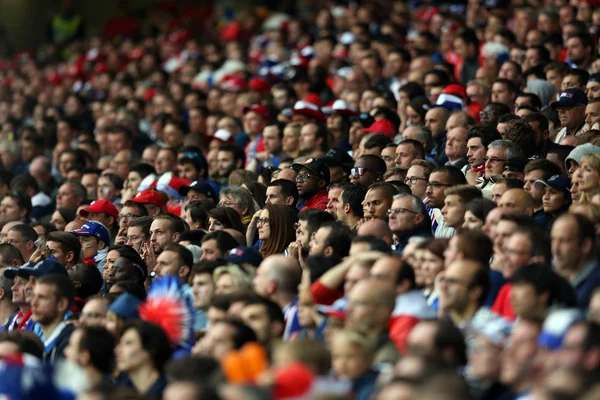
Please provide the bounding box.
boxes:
[554,122,587,143]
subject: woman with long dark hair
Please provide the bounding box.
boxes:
[247,204,298,258]
[207,207,245,234]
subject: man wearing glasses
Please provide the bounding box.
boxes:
[387,193,431,254]
[425,166,467,239]
[350,155,387,189]
[291,159,330,211]
[551,88,588,143]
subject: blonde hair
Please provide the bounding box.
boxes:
[570,203,600,226]
[331,329,376,356]
[213,265,254,292]
[577,153,600,203]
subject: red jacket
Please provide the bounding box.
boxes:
[301,191,328,211]
[491,284,516,321]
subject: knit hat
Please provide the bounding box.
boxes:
[564,144,600,172]
[107,292,142,320]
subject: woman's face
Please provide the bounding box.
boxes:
[406,106,422,126]
[577,160,600,192]
[421,250,444,287]
[215,273,235,295]
[115,328,150,373]
[542,187,566,213]
[257,209,271,240]
[412,249,427,286]
[105,311,122,337]
[208,217,224,232]
[50,211,67,231]
[126,171,142,193]
[462,210,484,231]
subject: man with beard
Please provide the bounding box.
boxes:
[292,159,330,211]
[144,214,186,275]
[216,143,245,186]
[288,209,333,263]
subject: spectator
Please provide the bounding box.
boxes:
[200,231,238,262]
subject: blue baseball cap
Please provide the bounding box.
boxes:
[71,221,110,245]
[4,258,68,279]
[551,88,588,109]
[534,175,571,192]
[107,292,142,320]
[179,181,218,203]
[227,247,263,268]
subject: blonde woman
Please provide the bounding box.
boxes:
[574,153,600,203]
[213,264,254,295]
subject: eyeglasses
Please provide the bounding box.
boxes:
[219,201,236,208]
[426,182,451,189]
[404,176,427,185]
[483,156,506,164]
[296,173,319,182]
[350,167,379,177]
[119,213,140,221]
[387,207,418,216]
[7,239,24,245]
[256,218,270,226]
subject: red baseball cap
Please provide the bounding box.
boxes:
[248,77,272,93]
[131,190,164,208]
[242,104,270,120]
[363,119,396,138]
[79,200,118,219]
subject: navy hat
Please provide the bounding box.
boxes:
[107,292,142,320]
[179,181,218,203]
[71,221,110,245]
[321,148,354,173]
[589,73,600,83]
[551,88,588,109]
[4,259,68,279]
[179,151,208,171]
[534,175,571,191]
[349,112,375,128]
[227,247,263,268]
[291,158,331,184]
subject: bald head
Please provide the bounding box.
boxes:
[277,168,297,182]
[349,280,396,311]
[483,206,512,239]
[445,127,468,162]
[357,218,393,245]
[259,255,301,295]
[29,156,51,181]
[498,189,534,215]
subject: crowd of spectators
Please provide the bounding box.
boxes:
[2,0,600,399]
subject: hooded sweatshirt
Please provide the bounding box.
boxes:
[526,79,556,110]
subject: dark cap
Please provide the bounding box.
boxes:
[534,175,571,191]
[179,181,218,203]
[551,88,588,109]
[291,158,331,184]
[321,148,354,173]
[4,258,68,279]
[504,157,528,172]
[226,247,263,268]
[349,112,375,128]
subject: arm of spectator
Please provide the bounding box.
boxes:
[246,210,262,247]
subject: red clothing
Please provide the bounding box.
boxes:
[301,191,328,211]
[310,280,343,306]
[491,284,516,321]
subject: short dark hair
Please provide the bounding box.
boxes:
[71,262,103,299]
[154,213,187,235]
[511,263,577,309]
[522,112,549,135]
[3,192,31,220]
[503,119,538,158]
[341,184,366,218]
[0,243,23,266]
[163,243,194,271]
[120,320,172,372]
[434,319,468,367]
[453,230,493,265]
[565,68,590,87]
[364,134,393,152]
[8,224,37,243]
[469,262,490,307]
[396,262,416,290]
[494,78,518,95]
[122,201,149,217]
[0,331,43,359]
[432,166,467,186]
[523,158,562,178]
[297,209,334,238]
[466,126,502,149]
[37,274,76,307]
[319,221,353,258]
[220,318,257,349]
[201,231,239,256]
[178,230,206,245]
[46,231,82,263]
[499,213,537,230]
[78,326,116,374]
[268,179,299,207]
[190,259,226,280]
[128,216,153,240]
[243,295,284,325]
[130,163,156,179]
[219,143,246,167]
[399,139,425,159]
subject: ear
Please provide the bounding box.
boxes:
[344,203,351,215]
[324,246,334,257]
[73,281,82,289]
[415,214,424,225]
[80,349,91,367]
[285,196,294,206]
[58,297,69,314]
[179,266,190,280]
[236,160,243,169]
[241,206,249,216]
[19,208,27,220]
[469,286,483,304]
[583,238,593,258]
[11,259,20,267]
[173,232,181,243]
[271,320,285,339]
[108,216,115,227]
[67,251,75,264]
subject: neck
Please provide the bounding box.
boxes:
[41,318,63,340]
[0,302,17,325]
[129,365,160,394]
[19,304,30,313]
[566,121,583,134]
[569,256,592,280]
[286,149,299,159]
[273,292,296,310]
[84,366,104,386]
[449,303,478,326]
[447,155,465,163]
[345,214,361,229]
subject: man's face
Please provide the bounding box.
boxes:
[405,165,428,200]
[263,125,282,154]
[217,150,237,178]
[395,144,417,168]
[81,173,99,200]
[200,239,221,261]
[500,321,540,386]
[155,250,182,277]
[585,102,600,128]
[492,82,513,105]
[46,240,69,266]
[265,186,285,205]
[327,187,343,218]
[56,183,80,209]
[191,273,214,310]
[197,322,236,361]
[299,124,319,152]
[295,167,322,197]
[177,162,199,182]
[484,147,507,178]
[566,37,588,65]
[425,171,449,209]
[295,220,311,250]
[64,328,84,367]
[555,324,586,369]
[350,158,381,188]
[523,169,545,207]
[362,188,391,219]
[149,219,176,254]
[424,108,446,138]
[241,304,274,344]
[557,106,586,129]
[31,283,61,325]
[243,111,265,137]
[467,138,486,168]
[0,197,21,224]
[6,230,31,260]
[445,128,467,161]
[494,220,518,255]
[438,261,475,313]
[154,150,175,176]
[388,197,420,235]
[502,233,533,279]
[11,276,28,305]
[441,194,465,229]
[126,226,146,254]
[309,226,331,257]
[586,81,600,100]
[551,216,584,272]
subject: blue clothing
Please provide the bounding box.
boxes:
[533,209,553,230]
[393,226,433,255]
[572,259,600,310]
[352,369,379,400]
[430,135,448,166]
[235,132,250,149]
[485,270,506,307]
